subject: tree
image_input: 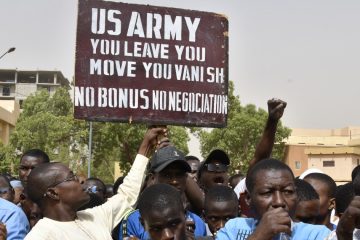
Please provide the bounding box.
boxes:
[7,87,190,183]
[195,81,291,174]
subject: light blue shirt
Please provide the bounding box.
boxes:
[0,198,30,240]
[216,217,331,240]
[119,209,207,239]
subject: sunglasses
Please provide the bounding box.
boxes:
[204,163,228,172]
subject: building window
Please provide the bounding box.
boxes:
[295,161,301,169]
[2,86,10,96]
[323,160,335,167]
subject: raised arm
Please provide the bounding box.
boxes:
[248,98,286,170]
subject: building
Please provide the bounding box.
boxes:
[0,100,20,144]
[0,69,70,106]
[0,69,69,145]
[284,126,360,183]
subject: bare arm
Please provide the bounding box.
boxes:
[248,99,287,170]
[184,175,204,212]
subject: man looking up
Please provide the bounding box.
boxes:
[216,159,331,240]
[24,127,165,240]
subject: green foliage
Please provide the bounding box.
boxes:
[196,81,291,175]
[7,87,190,183]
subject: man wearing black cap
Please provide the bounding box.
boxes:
[198,149,230,191]
[119,145,207,239]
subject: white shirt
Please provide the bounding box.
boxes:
[25,154,148,240]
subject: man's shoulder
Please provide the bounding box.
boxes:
[293,222,331,239]
[24,218,52,239]
[0,198,18,211]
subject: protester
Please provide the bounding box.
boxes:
[10,179,23,205]
[185,155,201,182]
[19,189,43,229]
[294,178,320,224]
[198,149,230,191]
[203,185,238,237]
[119,145,206,239]
[83,177,107,203]
[105,184,114,199]
[18,149,50,186]
[335,183,354,218]
[138,183,193,240]
[304,172,337,230]
[228,173,244,189]
[24,127,165,240]
[0,174,15,202]
[216,159,331,240]
[0,197,30,240]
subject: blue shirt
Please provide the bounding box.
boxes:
[119,209,207,239]
[0,198,30,240]
[216,218,331,240]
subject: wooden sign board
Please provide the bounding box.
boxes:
[74,0,228,127]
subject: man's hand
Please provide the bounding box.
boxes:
[268,98,287,121]
[0,223,6,240]
[336,196,360,240]
[248,208,291,240]
[138,127,167,157]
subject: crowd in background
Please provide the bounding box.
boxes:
[1,99,360,240]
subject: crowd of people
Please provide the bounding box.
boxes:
[1,99,360,240]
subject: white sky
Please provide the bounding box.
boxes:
[1,0,359,130]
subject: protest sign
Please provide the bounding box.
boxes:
[74,0,228,127]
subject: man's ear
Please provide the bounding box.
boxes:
[328,197,336,211]
[45,188,60,201]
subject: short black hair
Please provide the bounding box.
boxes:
[21,149,50,163]
[0,174,12,188]
[138,184,183,218]
[246,158,294,193]
[304,173,336,198]
[204,185,238,212]
[352,165,360,182]
[185,155,200,162]
[27,162,63,207]
[295,179,319,201]
[335,183,354,215]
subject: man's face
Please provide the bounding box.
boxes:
[19,156,44,185]
[48,165,89,210]
[204,200,238,235]
[83,179,105,203]
[21,198,42,228]
[186,159,200,182]
[0,177,14,202]
[154,162,187,192]
[200,159,229,190]
[142,206,186,240]
[304,178,332,220]
[249,169,297,220]
[294,199,320,224]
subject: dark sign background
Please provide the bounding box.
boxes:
[74,0,228,127]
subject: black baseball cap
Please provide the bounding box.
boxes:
[204,149,230,165]
[150,145,191,173]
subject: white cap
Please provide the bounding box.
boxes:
[299,168,324,179]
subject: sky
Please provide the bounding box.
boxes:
[1,0,359,131]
